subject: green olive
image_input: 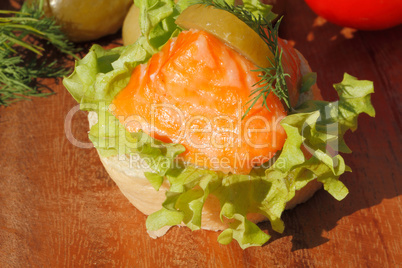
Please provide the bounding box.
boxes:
[42,0,133,42]
[122,4,141,46]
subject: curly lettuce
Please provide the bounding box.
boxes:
[63,0,375,249]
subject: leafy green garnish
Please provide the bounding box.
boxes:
[135,0,181,52]
[0,0,77,106]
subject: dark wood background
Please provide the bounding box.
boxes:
[1,0,401,266]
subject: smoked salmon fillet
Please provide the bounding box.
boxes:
[112,29,302,174]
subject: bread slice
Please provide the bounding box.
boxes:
[88,48,323,238]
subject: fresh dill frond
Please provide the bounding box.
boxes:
[199,0,290,118]
[0,0,77,107]
[0,50,71,106]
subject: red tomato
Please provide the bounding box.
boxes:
[304,0,402,30]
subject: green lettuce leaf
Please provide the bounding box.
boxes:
[135,0,181,51]
[176,0,198,13]
[88,108,186,190]
[148,166,222,231]
[242,0,276,21]
[63,42,152,111]
[63,0,375,249]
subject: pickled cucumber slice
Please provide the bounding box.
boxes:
[175,4,274,68]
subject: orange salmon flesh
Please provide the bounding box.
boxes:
[112,29,293,174]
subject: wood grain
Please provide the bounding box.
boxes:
[1,0,401,267]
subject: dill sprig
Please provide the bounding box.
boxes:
[247,17,290,116]
[199,0,290,118]
[0,0,77,107]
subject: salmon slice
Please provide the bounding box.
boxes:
[112,29,290,174]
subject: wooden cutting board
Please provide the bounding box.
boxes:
[1,0,401,266]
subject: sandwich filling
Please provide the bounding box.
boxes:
[112,29,287,174]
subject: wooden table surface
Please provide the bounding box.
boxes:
[1,0,401,267]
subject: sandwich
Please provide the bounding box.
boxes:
[63,0,375,249]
